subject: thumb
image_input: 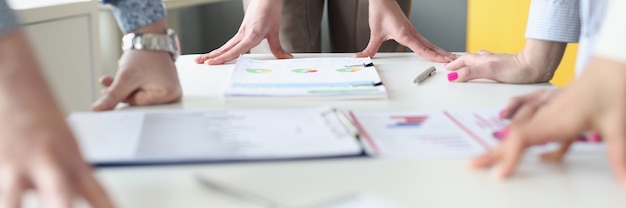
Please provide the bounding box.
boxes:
[266,32,293,59]
[99,76,114,88]
[126,88,181,106]
[91,78,137,111]
[355,35,383,58]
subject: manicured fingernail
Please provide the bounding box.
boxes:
[492,126,510,140]
[499,109,507,118]
[590,133,602,142]
[447,72,458,81]
[500,127,510,138]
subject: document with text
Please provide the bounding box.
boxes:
[68,107,363,166]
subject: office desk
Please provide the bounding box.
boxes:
[84,53,625,207]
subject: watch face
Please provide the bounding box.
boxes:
[133,36,144,50]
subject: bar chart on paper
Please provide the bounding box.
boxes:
[351,111,492,158]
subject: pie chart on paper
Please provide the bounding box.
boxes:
[292,68,318,73]
[336,68,362,72]
[246,69,272,74]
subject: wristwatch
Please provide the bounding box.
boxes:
[122,28,180,61]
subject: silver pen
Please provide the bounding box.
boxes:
[413,66,436,84]
[194,174,283,208]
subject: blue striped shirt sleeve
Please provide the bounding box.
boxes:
[103,0,167,33]
[0,0,19,35]
[525,0,581,43]
[595,0,626,63]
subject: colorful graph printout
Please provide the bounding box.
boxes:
[246,69,272,74]
[226,57,386,99]
[337,68,362,72]
[387,116,428,128]
[292,68,318,73]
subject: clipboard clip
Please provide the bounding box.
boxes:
[320,108,360,138]
[344,62,375,68]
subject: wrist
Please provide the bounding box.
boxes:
[128,19,167,35]
[517,39,567,82]
[122,23,180,61]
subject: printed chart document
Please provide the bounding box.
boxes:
[68,107,363,166]
[224,57,387,100]
[349,108,605,158]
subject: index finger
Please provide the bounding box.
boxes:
[77,167,114,208]
[205,37,264,65]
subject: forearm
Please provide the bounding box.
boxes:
[517,39,567,82]
[0,30,65,120]
[0,0,19,34]
[245,0,284,16]
[103,0,167,33]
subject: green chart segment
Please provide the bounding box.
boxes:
[246,69,272,74]
[292,68,318,73]
[336,68,362,72]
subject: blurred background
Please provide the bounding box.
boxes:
[11,0,576,113]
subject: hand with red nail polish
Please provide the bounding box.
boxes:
[445,40,566,83]
[499,89,560,119]
[468,57,626,184]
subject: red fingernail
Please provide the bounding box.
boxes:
[590,133,602,142]
[447,72,458,81]
[499,109,507,118]
[492,126,510,140]
[500,127,510,138]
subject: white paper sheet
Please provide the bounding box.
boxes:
[225,57,387,99]
[350,109,605,158]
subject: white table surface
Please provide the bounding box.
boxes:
[54,53,625,208]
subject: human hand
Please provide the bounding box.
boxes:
[0,30,113,207]
[445,40,566,83]
[499,89,560,119]
[469,57,626,183]
[356,0,455,62]
[92,50,182,111]
[194,0,292,65]
[0,110,113,208]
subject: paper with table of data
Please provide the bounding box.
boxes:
[68,107,363,166]
[349,108,605,158]
[224,57,387,100]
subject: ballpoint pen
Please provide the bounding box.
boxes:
[195,174,283,208]
[413,66,437,84]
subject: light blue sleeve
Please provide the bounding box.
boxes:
[104,0,167,33]
[525,0,581,43]
[0,0,19,35]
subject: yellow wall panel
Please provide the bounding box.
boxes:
[467,0,576,87]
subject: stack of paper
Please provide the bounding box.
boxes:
[224,57,387,100]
